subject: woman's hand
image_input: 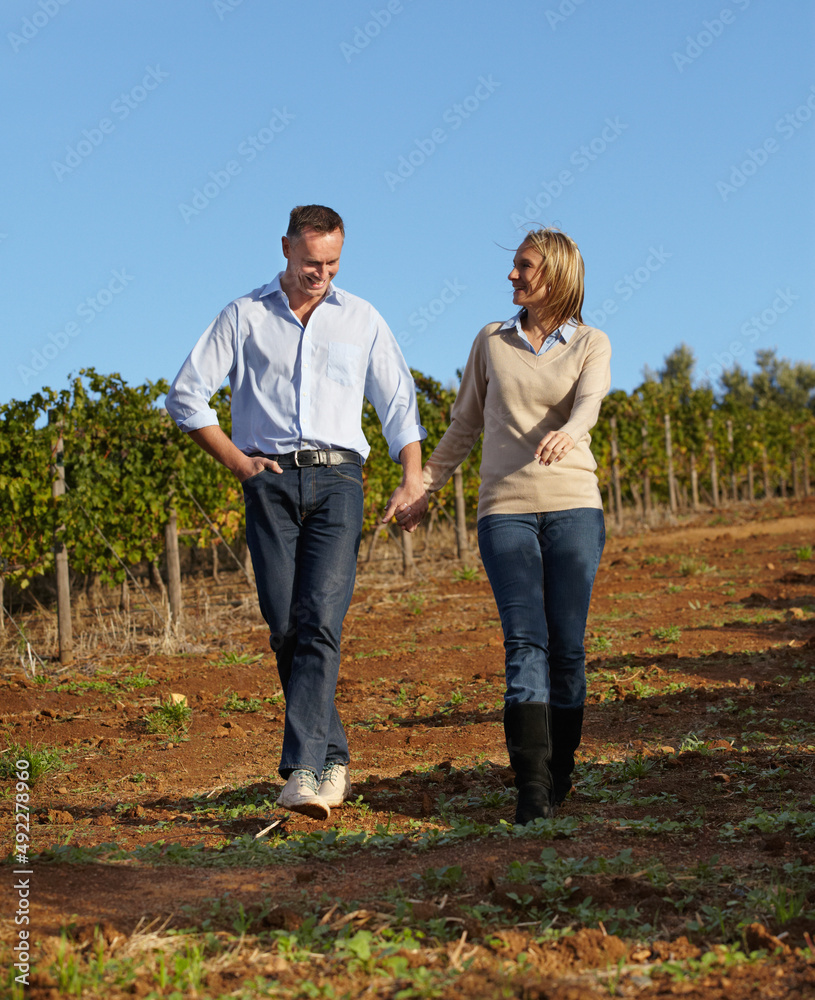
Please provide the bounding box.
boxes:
[535,430,575,467]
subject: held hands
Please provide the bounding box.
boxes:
[382,483,429,533]
[535,430,575,467]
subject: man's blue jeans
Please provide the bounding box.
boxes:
[477,508,605,709]
[242,464,364,778]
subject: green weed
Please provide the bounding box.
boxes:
[144,696,191,735]
[652,624,681,643]
[747,881,810,924]
[452,566,479,581]
[223,692,262,713]
[616,755,655,780]
[210,651,263,667]
[679,558,712,577]
[403,595,425,615]
[0,743,64,785]
[414,864,464,890]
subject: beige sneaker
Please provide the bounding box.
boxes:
[276,769,330,820]
[318,762,351,808]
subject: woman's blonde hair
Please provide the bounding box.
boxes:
[521,227,585,328]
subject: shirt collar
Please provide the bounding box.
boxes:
[499,308,576,343]
[259,271,341,305]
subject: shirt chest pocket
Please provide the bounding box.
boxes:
[326,341,363,387]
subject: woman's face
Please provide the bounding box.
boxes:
[508,241,547,309]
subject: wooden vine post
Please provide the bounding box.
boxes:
[610,416,623,528]
[707,416,720,506]
[690,451,700,511]
[164,499,183,626]
[453,465,470,563]
[726,419,738,501]
[49,410,73,666]
[762,445,771,498]
[664,412,677,515]
[641,423,651,518]
[400,528,414,577]
[745,423,754,501]
[791,424,804,499]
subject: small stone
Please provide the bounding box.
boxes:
[47,810,74,825]
[744,922,789,954]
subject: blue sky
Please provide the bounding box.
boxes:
[3,0,813,408]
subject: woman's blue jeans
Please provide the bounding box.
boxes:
[477,508,605,709]
[242,464,364,778]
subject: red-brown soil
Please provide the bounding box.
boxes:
[1,498,815,998]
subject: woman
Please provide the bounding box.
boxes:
[420,228,611,824]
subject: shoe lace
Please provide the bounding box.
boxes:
[293,769,319,793]
[321,762,343,783]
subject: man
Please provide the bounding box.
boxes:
[166,205,427,819]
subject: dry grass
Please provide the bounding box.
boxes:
[0,582,263,674]
[0,524,468,674]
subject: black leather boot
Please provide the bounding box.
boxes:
[550,705,584,806]
[503,702,556,824]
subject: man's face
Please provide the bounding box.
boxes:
[281,227,344,301]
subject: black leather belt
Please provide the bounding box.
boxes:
[262,450,362,468]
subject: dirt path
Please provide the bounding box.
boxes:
[1,498,815,998]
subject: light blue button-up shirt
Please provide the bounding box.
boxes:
[166,274,426,462]
[499,309,575,355]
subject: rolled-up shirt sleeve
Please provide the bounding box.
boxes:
[165,306,237,432]
[364,313,426,462]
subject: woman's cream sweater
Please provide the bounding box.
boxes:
[423,320,612,518]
